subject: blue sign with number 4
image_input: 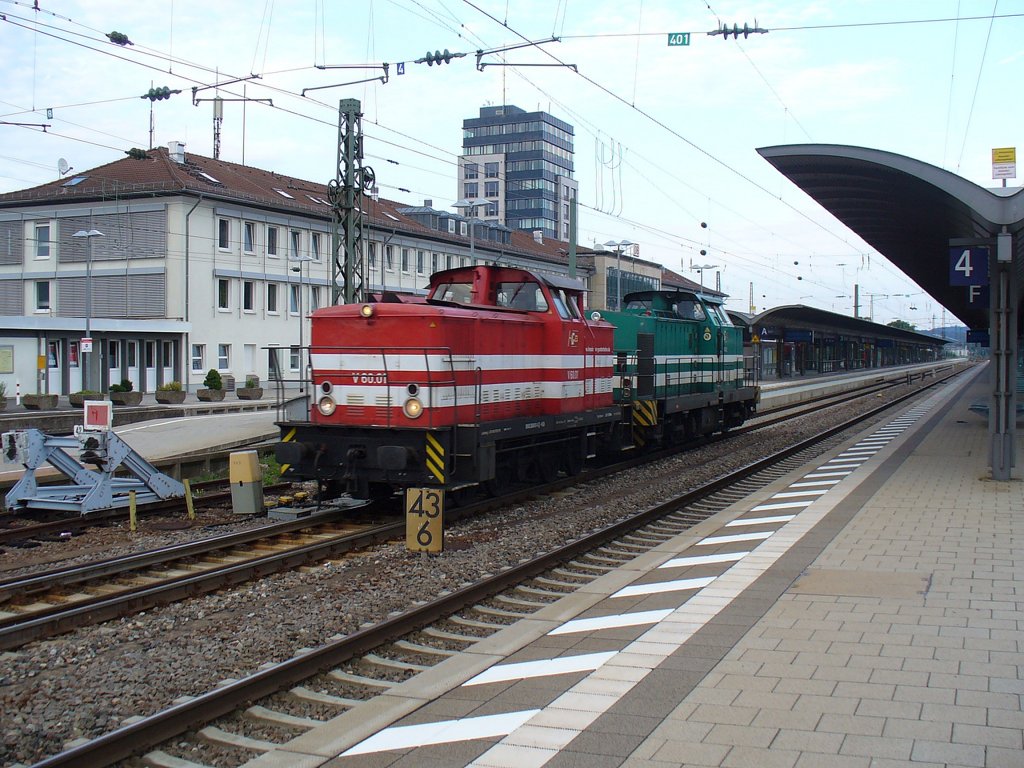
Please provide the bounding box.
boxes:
[949,246,989,286]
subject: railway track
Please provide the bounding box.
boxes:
[0,366,965,656]
[26,364,970,768]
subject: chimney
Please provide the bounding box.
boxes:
[168,141,186,164]
[423,199,433,208]
[532,230,544,244]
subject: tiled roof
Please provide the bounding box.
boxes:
[0,145,598,270]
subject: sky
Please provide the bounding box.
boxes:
[2,0,1021,330]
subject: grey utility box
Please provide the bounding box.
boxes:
[229,450,264,515]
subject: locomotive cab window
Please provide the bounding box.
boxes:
[497,281,548,312]
[551,287,582,320]
[673,299,705,321]
[435,282,473,304]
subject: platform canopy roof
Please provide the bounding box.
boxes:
[757,144,1024,332]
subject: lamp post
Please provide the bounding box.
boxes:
[603,240,635,310]
[72,229,104,391]
[691,263,719,296]
[452,199,489,266]
[290,255,314,393]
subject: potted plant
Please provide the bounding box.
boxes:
[236,374,263,400]
[22,392,58,410]
[197,369,225,401]
[69,390,103,407]
[155,380,186,405]
[108,378,143,406]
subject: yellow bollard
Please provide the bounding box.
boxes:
[129,490,137,532]
[183,478,195,520]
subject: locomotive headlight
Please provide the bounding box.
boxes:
[402,397,423,419]
[359,304,374,318]
[317,396,337,416]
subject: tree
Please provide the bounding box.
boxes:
[887,319,916,331]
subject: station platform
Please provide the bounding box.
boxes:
[248,362,1022,768]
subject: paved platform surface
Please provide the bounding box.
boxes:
[246,363,1021,768]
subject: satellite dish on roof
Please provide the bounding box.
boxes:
[57,158,72,177]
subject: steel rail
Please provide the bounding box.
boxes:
[29,365,971,768]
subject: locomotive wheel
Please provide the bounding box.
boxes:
[537,448,560,483]
[563,445,584,476]
[485,457,514,496]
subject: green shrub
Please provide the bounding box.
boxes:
[157,380,182,392]
[245,375,260,389]
[73,390,102,397]
[203,369,223,390]
[109,378,134,393]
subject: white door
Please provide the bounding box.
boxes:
[107,340,121,389]
[126,341,139,391]
[47,340,63,394]
[67,340,82,393]
[161,340,175,384]
[144,341,157,391]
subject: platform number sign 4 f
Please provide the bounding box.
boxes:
[406,488,444,553]
[949,246,989,287]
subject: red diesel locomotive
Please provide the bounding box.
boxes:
[275,265,626,500]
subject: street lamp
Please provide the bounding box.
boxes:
[290,255,314,393]
[72,229,103,390]
[451,199,489,266]
[603,240,635,310]
[691,263,719,295]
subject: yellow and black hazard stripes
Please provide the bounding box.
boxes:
[425,432,446,483]
[279,427,297,473]
[631,400,658,448]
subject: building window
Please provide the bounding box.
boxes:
[463,182,478,198]
[290,230,301,260]
[447,219,455,233]
[289,345,301,372]
[367,242,376,268]
[464,162,478,179]
[484,181,499,197]
[446,254,453,270]
[431,253,439,273]
[191,344,205,372]
[267,283,279,313]
[108,340,120,368]
[35,224,51,259]
[385,245,394,271]
[34,281,50,311]
[311,232,321,261]
[289,284,300,315]
[217,278,230,310]
[162,340,173,367]
[416,250,425,275]
[401,248,410,273]
[218,218,230,249]
[460,222,467,236]
[484,162,499,178]
[310,286,321,311]
[243,222,255,253]
[267,226,279,257]
[217,343,230,370]
[486,202,499,216]
[242,280,255,312]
